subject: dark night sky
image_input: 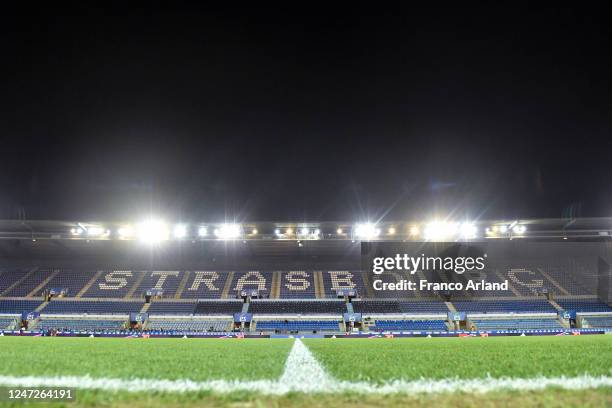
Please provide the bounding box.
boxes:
[1,4,611,222]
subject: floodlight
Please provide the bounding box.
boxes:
[87,226,105,236]
[275,229,281,236]
[459,222,477,239]
[300,227,310,235]
[513,225,526,234]
[409,225,420,236]
[137,219,169,244]
[118,226,134,238]
[174,224,188,239]
[286,228,293,235]
[198,226,208,237]
[424,221,458,240]
[499,225,508,233]
[251,228,258,235]
[354,223,380,239]
[70,227,83,236]
[388,227,396,235]
[336,228,343,235]
[314,229,320,235]
[214,224,241,240]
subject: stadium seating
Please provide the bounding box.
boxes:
[148,301,197,315]
[0,269,30,294]
[147,319,230,332]
[229,271,274,297]
[581,316,612,328]
[82,270,139,298]
[494,266,556,296]
[0,299,43,313]
[36,318,125,332]
[352,300,401,314]
[4,269,52,297]
[279,271,316,298]
[0,317,16,330]
[399,300,450,314]
[451,299,556,313]
[556,299,612,312]
[181,271,231,299]
[321,271,368,297]
[41,300,143,314]
[255,320,340,332]
[353,300,450,314]
[194,301,243,314]
[130,271,183,298]
[249,300,346,314]
[0,266,609,324]
[34,269,96,297]
[471,318,564,331]
[372,320,447,331]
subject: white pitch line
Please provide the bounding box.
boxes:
[0,339,611,395]
[277,337,334,393]
[0,373,610,395]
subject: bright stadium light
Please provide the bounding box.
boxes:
[275,228,281,236]
[214,223,241,240]
[286,228,293,235]
[137,219,169,244]
[198,226,208,237]
[459,222,477,239]
[118,225,135,238]
[336,228,343,235]
[388,227,396,235]
[499,225,508,233]
[251,228,258,235]
[354,223,380,239]
[298,227,320,240]
[87,226,105,236]
[513,225,527,234]
[70,227,84,236]
[174,224,188,239]
[409,225,420,236]
[424,221,458,240]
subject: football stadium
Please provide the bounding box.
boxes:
[0,219,611,406]
[4,3,612,407]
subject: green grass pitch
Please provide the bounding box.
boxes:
[0,335,610,407]
[304,336,612,382]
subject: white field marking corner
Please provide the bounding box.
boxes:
[0,339,611,395]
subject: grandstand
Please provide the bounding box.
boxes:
[34,318,126,332]
[581,315,612,328]
[0,219,610,335]
[147,318,231,332]
[470,317,564,331]
[371,319,448,331]
[255,320,341,332]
